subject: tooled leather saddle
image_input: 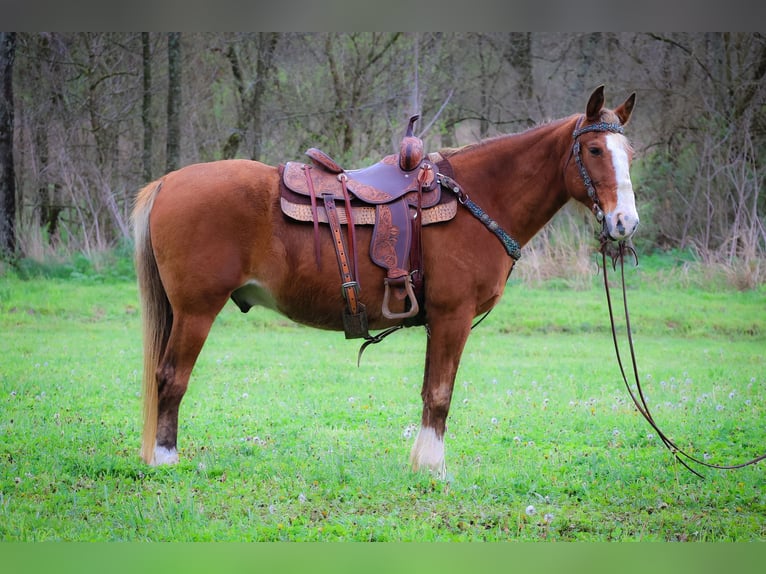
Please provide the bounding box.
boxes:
[279,115,457,339]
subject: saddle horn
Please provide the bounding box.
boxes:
[399,114,424,172]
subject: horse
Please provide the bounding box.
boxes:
[132,85,639,477]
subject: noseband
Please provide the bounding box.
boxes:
[570,117,625,224]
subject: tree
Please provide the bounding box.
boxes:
[27,33,63,244]
[142,32,153,182]
[221,33,280,161]
[504,33,534,126]
[1,33,764,281]
[0,32,16,258]
[321,33,403,159]
[166,32,181,173]
[634,32,766,270]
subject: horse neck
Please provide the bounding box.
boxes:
[445,116,577,246]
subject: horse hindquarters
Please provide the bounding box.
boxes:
[133,175,241,465]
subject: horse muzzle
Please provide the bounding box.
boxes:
[605,209,639,241]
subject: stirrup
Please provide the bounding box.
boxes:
[381,276,420,320]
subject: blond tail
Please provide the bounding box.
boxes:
[132,180,172,464]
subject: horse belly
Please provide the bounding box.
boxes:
[242,221,405,332]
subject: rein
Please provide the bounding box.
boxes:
[599,234,766,477]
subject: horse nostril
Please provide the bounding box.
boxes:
[614,212,625,231]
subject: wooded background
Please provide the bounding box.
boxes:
[0,33,764,283]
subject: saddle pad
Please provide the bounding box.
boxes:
[280,196,457,226]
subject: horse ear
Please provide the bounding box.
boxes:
[586,85,605,120]
[615,92,636,126]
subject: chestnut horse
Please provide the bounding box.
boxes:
[133,85,639,476]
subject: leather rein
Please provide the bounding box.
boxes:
[599,238,766,477]
[574,120,766,477]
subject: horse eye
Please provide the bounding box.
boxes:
[588,147,602,156]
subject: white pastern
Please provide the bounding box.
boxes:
[410,426,446,478]
[152,444,179,466]
[605,134,639,238]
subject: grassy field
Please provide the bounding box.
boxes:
[1,256,765,541]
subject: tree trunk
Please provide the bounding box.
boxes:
[142,32,153,182]
[506,33,532,99]
[250,33,279,161]
[0,32,16,257]
[31,34,61,244]
[165,32,181,173]
[221,33,279,161]
[34,123,61,243]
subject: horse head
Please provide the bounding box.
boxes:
[565,85,639,241]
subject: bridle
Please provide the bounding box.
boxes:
[569,116,626,227]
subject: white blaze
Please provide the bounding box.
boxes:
[605,134,639,239]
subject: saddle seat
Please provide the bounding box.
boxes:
[279,115,457,339]
[282,153,440,207]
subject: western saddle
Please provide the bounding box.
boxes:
[279,115,457,339]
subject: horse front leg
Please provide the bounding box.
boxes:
[410,314,473,478]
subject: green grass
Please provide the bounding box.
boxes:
[1,258,765,541]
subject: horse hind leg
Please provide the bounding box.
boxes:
[150,312,218,465]
[410,316,472,478]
